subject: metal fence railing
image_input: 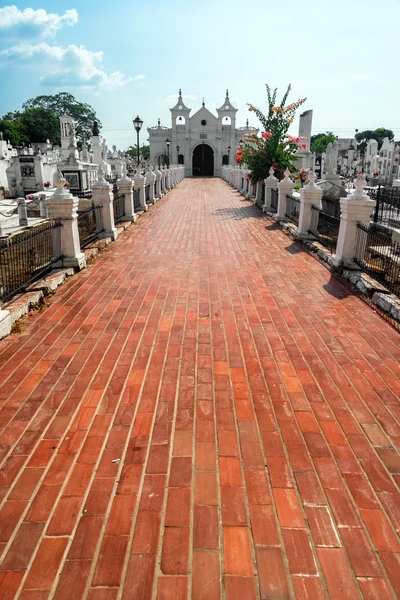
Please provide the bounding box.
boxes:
[0,220,62,303]
[321,197,341,219]
[371,185,400,229]
[354,222,400,294]
[285,194,300,224]
[77,205,103,249]
[134,189,141,210]
[113,194,125,224]
[309,205,340,253]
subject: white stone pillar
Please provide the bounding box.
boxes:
[277,169,295,220]
[165,167,171,191]
[240,168,247,194]
[118,167,138,222]
[0,310,11,340]
[154,166,163,198]
[297,171,323,237]
[45,170,86,270]
[263,168,278,212]
[237,167,243,191]
[17,197,28,226]
[233,166,239,187]
[92,167,119,241]
[332,174,376,266]
[161,167,167,195]
[38,192,49,218]
[134,169,147,212]
[145,166,157,204]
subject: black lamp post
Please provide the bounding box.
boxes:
[166,138,170,167]
[176,145,180,164]
[133,115,143,168]
[228,145,231,163]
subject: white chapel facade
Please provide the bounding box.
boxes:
[148,90,257,177]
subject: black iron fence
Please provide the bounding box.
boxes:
[271,189,278,211]
[285,194,300,224]
[371,185,400,229]
[134,189,141,210]
[77,205,103,249]
[0,220,62,303]
[354,222,400,294]
[309,205,340,252]
[113,194,125,224]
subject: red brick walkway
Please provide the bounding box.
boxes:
[0,178,400,599]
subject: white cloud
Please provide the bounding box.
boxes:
[0,5,78,38]
[164,93,197,104]
[0,43,142,89]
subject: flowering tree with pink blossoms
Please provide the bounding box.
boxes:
[237,84,307,184]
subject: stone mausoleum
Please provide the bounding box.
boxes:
[148,90,257,177]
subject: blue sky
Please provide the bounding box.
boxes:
[0,0,398,149]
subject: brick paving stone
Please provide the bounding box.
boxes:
[1,178,400,598]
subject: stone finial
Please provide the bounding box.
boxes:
[226,89,229,98]
[267,166,277,181]
[284,168,291,179]
[305,170,318,188]
[97,166,105,182]
[158,118,161,127]
[54,170,66,188]
[355,173,367,192]
[351,173,368,200]
[51,170,70,198]
[202,98,205,107]
[246,119,249,128]
[179,88,182,96]
[93,121,100,136]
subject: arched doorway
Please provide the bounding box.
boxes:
[192,143,214,176]
[157,153,168,167]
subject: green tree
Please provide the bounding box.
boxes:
[240,83,307,183]
[355,128,394,155]
[126,144,150,160]
[310,132,337,154]
[19,108,60,144]
[22,92,101,144]
[0,118,26,146]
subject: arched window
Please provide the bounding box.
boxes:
[178,154,184,165]
[222,154,229,165]
[222,116,231,126]
[176,116,186,126]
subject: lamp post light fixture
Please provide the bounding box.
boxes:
[166,138,170,167]
[133,115,143,169]
[228,145,231,164]
[176,145,180,164]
